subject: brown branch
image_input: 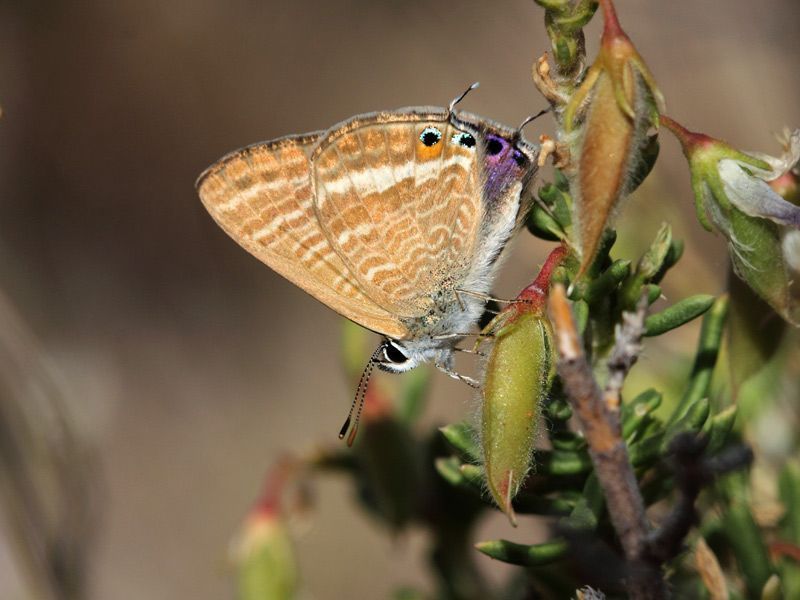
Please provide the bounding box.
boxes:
[548,284,664,600]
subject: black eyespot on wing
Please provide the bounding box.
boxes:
[486,137,504,156]
[384,342,407,364]
[420,127,442,147]
[452,132,476,148]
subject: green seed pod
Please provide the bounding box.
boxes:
[479,246,566,524]
[482,311,555,524]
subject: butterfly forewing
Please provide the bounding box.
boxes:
[197,135,409,339]
[311,112,484,320]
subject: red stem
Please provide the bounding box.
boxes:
[599,0,626,42]
[519,244,569,308]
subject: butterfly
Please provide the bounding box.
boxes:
[196,85,540,436]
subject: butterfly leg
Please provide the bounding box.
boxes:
[434,353,480,389]
[455,288,521,306]
[432,332,495,341]
[453,346,487,357]
[436,363,480,388]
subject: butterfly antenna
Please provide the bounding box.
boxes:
[338,347,381,446]
[448,82,480,115]
[514,107,550,141]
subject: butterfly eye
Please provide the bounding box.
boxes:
[419,127,442,147]
[512,149,527,167]
[486,137,504,156]
[451,132,476,149]
[383,342,408,364]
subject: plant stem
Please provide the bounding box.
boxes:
[548,284,665,599]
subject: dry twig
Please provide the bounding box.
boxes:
[604,294,648,412]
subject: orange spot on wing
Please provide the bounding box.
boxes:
[416,140,443,160]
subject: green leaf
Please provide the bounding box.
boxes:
[553,169,570,192]
[439,422,480,463]
[584,229,617,279]
[646,283,662,305]
[670,296,729,423]
[436,458,578,517]
[550,431,587,452]
[662,397,710,451]
[620,388,662,441]
[538,182,560,206]
[475,538,568,566]
[576,259,631,303]
[511,493,577,516]
[528,203,567,241]
[643,294,715,336]
[538,182,573,231]
[573,299,589,334]
[652,239,684,284]
[720,474,774,598]
[536,449,592,476]
[545,397,573,422]
[434,457,482,496]
[619,223,673,310]
[704,405,737,454]
[562,474,603,530]
[629,432,664,468]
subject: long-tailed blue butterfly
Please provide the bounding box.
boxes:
[197,85,540,440]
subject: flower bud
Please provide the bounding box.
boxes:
[479,246,567,524]
[232,461,298,600]
[562,0,664,277]
[661,117,800,325]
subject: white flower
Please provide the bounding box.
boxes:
[717,129,800,229]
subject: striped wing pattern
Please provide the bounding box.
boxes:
[197,135,409,338]
[312,118,483,319]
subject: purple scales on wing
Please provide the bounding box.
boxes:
[481,134,529,205]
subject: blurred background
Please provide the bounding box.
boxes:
[0,0,797,598]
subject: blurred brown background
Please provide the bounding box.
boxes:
[0,0,797,598]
